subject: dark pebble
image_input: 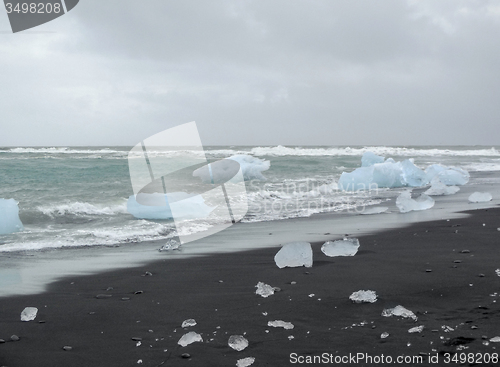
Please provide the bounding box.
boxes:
[460,250,470,253]
[425,269,432,272]
[471,326,478,329]
[62,346,72,351]
[143,271,153,276]
[131,337,142,341]
[479,274,485,277]
[273,287,282,292]
[304,272,310,275]
[96,294,112,299]
[453,260,462,263]
[10,335,19,342]
[38,320,46,323]
[121,297,130,301]
[134,291,143,295]
[0,339,5,343]
[482,335,489,340]
[181,353,191,359]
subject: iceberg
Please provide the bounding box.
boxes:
[227,155,270,181]
[338,152,469,191]
[321,238,360,257]
[255,282,275,298]
[361,151,385,167]
[396,191,435,213]
[228,335,249,351]
[127,192,213,220]
[424,177,459,196]
[349,290,377,303]
[468,192,492,203]
[0,198,24,235]
[274,242,313,268]
[178,331,203,347]
[381,305,418,321]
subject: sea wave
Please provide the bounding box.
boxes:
[5,147,124,154]
[37,201,128,217]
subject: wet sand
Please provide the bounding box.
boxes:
[1,206,500,367]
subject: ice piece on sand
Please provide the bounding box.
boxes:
[361,151,385,167]
[255,282,275,298]
[360,206,388,215]
[228,335,249,351]
[274,242,313,268]
[382,305,418,321]
[349,290,377,303]
[178,331,203,347]
[321,238,360,257]
[490,336,500,343]
[380,332,389,339]
[159,239,181,252]
[468,192,492,203]
[408,325,424,333]
[268,320,294,329]
[20,307,38,322]
[0,198,24,235]
[424,178,460,196]
[396,191,435,213]
[181,319,197,328]
[496,269,500,277]
[236,357,255,367]
[425,164,470,186]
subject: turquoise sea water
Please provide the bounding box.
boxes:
[1,145,499,252]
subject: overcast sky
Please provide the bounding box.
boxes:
[1,0,499,146]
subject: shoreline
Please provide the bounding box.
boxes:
[1,206,500,366]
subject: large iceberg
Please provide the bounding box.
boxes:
[0,198,24,235]
[274,242,313,268]
[227,155,270,181]
[396,191,435,213]
[338,153,469,191]
[127,193,213,220]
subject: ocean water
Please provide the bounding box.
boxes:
[1,145,499,252]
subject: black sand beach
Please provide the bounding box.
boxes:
[1,207,500,367]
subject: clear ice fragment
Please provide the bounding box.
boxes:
[255,282,275,298]
[380,332,389,339]
[408,325,424,333]
[349,290,377,303]
[360,206,388,215]
[321,238,360,257]
[228,335,249,351]
[381,305,418,321]
[181,319,197,328]
[468,192,492,203]
[20,307,38,322]
[274,242,313,268]
[424,178,460,196]
[268,320,294,330]
[396,191,434,213]
[159,239,181,252]
[0,198,24,235]
[178,331,203,347]
[236,357,255,367]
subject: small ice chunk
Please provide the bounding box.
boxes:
[178,331,203,347]
[349,290,377,303]
[490,336,500,343]
[396,191,435,213]
[228,335,249,351]
[360,206,388,215]
[381,305,418,321]
[255,282,274,298]
[0,198,24,235]
[380,332,389,339]
[274,242,313,268]
[321,238,360,257]
[181,319,197,328]
[20,307,38,322]
[468,192,492,203]
[158,239,181,252]
[268,320,294,330]
[236,357,255,367]
[496,269,500,277]
[424,178,460,196]
[361,151,385,167]
[408,325,424,333]
[441,325,454,332]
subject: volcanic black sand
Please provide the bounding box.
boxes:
[1,207,500,367]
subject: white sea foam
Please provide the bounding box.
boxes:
[7,147,123,154]
[37,202,128,217]
[249,145,500,157]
